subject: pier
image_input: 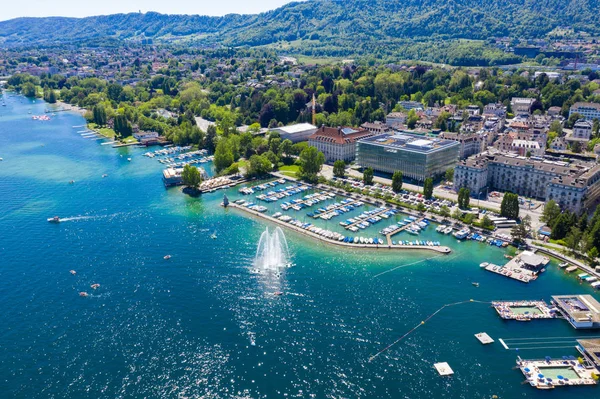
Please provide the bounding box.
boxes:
[481,250,548,283]
[228,202,451,254]
[385,218,425,246]
[344,207,393,230]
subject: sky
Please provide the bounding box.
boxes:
[0,0,300,21]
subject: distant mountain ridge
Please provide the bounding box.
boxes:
[0,0,598,49]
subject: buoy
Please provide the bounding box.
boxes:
[421,321,425,324]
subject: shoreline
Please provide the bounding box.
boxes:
[227,202,452,254]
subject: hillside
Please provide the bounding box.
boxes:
[0,0,598,64]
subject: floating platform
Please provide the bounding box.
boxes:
[434,362,454,376]
[475,332,494,344]
[492,300,556,321]
[566,266,579,273]
[517,357,597,389]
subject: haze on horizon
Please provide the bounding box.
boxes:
[0,0,301,21]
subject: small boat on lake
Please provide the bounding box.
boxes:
[164,255,172,260]
[47,216,61,223]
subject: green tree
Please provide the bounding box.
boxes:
[406,109,418,129]
[440,205,451,219]
[333,160,346,178]
[511,223,528,245]
[298,146,325,183]
[541,200,560,224]
[181,164,202,188]
[205,125,217,153]
[363,167,374,185]
[21,82,36,98]
[214,138,234,172]
[551,211,574,240]
[564,227,583,253]
[500,193,519,219]
[92,104,107,126]
[423,178,434,199]
[445,168,454,183]
[392,171,403,193]
[458,187,470,209]
[245,154,273,178]
[417,202,426,212]
[481,215,495,230]
[114,114,132,137]
[280,139,293,163]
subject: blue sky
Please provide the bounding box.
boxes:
[1,0,299,21]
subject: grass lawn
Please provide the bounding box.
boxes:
[279,164,300,177]
[122,136,138,144]
[88,123,116,139]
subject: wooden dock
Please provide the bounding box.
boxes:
[344,207,392,230]
[385,218,424,245]
[312,199,359,219]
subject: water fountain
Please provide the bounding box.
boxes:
[254,227,291,271]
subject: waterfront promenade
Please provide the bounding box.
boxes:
[228,202,451,254]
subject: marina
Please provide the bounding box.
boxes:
[228,201,452,253]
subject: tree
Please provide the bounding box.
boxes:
[245,154,273,178]
[21,82,36,98]
[445,168,454,183]
[92,104,107,126]
[392,171,403,193]
[500,193,519,219]
[280,139,293,163]
[214,138,234,172]
[541,200,560,224]
[423,178,434,199]
[114,114,132,137]
[333,160,346,178]
[298,146,325,183]
[363,167,374,185]
[551,212,574,240]
[406,109,418,129]
[511,223,528,245]
[181,164,202,188]
[205,125,217,153]
[458,187,470,209]
[481,215,495,230]
[417,202,426,212]
[440,205,451,219]
[564,227,583,253]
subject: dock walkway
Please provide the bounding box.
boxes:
[344,207,392,230]
[312,199,360,219]
[385,218,425,245]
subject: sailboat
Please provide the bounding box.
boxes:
[210,231,217,239]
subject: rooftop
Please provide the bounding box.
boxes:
[273,123,317,134]
[358,133,459,154]
[577,338,600,366]
[552,295,600,324]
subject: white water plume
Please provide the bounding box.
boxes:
[254,227,290,271]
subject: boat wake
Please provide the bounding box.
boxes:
[58,212,125,223]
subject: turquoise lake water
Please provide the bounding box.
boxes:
[1,93,599,398]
